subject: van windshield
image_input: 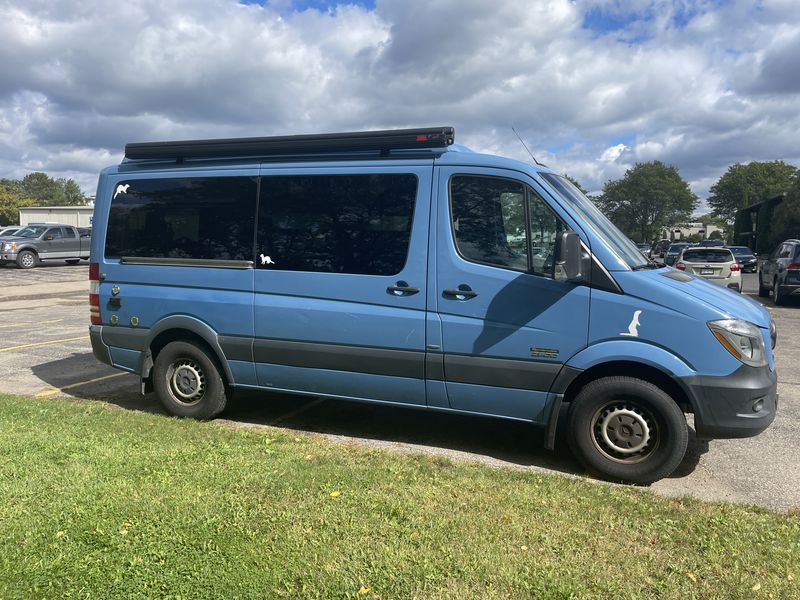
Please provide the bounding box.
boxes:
[540,173,650,269]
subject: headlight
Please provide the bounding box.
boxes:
[708,319,767,367]
[2,242,13,251]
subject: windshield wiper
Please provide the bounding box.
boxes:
[632,261,665,270]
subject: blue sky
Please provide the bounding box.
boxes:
[0,0,798,209]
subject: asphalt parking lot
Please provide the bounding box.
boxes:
[1,262,798,511]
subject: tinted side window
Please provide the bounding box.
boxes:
[47,228,63,239]
[62,227,76,238]
[105,177,257,261]
[779,244,792,259]
[451,176,527,271]
[257,174,417,275]
[450,175,564,277]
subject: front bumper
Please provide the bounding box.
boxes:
[1,252,18,262]
[682,364,777,439]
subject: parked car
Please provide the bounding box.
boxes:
[655,239,671,258]
[676,247,741,292]
[88,126,778,485]
[0,224,91,269]
[759,239,800,305]
[726,246,758,273]
[699,239,725,247]
[664,242,690,266]
[0,226,21,238]
[636,243,652,258]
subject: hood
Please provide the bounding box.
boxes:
[615,267,772,329]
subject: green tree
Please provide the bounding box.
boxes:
[19,172,65,205]
[0,182,35,225]
[707,161,798,222]
[61,179,87,205]
[595,161,698,243]
[16,172,87,206]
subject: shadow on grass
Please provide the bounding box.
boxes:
[30,351,708,482]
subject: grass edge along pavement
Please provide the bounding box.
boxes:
[0,393,797,599]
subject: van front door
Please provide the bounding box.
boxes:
[434,168,590,422]
[253,164,431,405]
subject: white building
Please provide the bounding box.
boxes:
[660,222,707,241]
[18,206,95,228]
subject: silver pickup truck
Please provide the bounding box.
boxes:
[0,223,91,269]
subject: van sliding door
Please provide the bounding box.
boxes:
[253,163,432,405]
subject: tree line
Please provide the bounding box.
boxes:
[579,159,798,251]
[0,172,89,225]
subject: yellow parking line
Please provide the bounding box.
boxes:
[0,335,89,353]
[0,319,64,329]
[36,372,129,397]
[273,398,326,425]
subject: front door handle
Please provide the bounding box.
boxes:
[443,287,478,299]
[387,281,420,296]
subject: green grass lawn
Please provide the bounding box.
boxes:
[0,394,797,599]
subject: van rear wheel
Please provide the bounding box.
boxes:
[153,341,227,419]
[567,376,688,485]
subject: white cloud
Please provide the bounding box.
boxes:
[0,0,797,207]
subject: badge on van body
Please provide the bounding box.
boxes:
[259,254,275,266]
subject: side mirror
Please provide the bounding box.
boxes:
[44,235,53,241]
[555,231,583,282]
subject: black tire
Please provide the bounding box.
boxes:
[65,259,80,265]
[16,250,37,269]
[758,273,769,297]
[568,376,688,485]
[772,279,785,306]
[152,341,228,419]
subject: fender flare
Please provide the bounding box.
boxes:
[542,340,697,451]
[139,315,236,386]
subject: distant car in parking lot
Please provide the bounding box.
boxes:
[726,246,758,273]
[0,226,21,238]
[636,242,652,258]
[676,247,742,292]
[665,242,690,266]
[759,239,800,305]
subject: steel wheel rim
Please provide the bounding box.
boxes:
[166,359,206,406]
[591,400,659,464]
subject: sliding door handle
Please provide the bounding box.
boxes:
[387,281,420,296]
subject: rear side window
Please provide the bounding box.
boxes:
[682,249,733,263]
[257,174,418,275]
[61,227,76,238]
[105,177,257,261]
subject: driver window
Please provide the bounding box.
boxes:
[46,228,63,239]
[450,175,567,278]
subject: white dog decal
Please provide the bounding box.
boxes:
[260,254,275,265]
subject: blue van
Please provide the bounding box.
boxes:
[89,127,778,484]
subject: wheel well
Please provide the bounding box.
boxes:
[148,329,230,386]
[562,361,694,414]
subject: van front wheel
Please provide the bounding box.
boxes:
[153,341,228,419]
[568,376,688,485]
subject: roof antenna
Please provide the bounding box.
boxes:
[512,126,543,166]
